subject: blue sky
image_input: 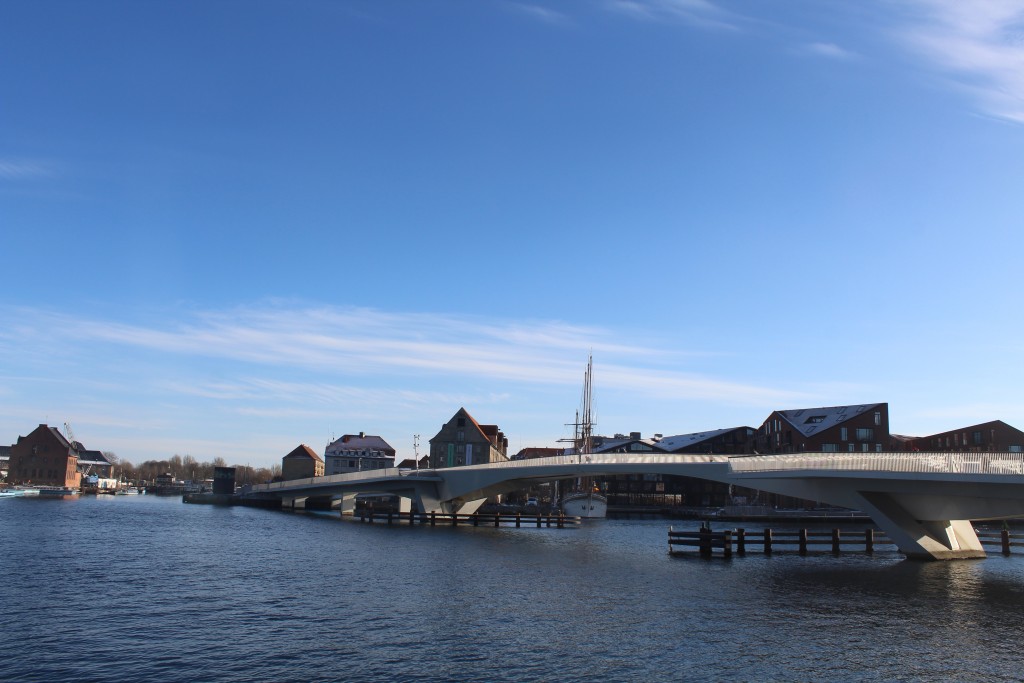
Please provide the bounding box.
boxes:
[3,0,1024,467]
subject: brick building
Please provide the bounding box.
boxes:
[756,403,890,454]
[909,420,1024,452]
[429,408,508,468]
[7,424,83,488]
[281,444,325,480]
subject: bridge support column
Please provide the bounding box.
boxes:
[334,493,357,516]
[449,498,486,515]
[398,496,412,514]
[857,492,986,560]
[282,496,308,510]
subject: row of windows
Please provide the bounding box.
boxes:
[821,443,883,452]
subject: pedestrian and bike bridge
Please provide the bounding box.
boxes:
[244,451,1024,560]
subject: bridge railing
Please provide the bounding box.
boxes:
[250,467,408,493]
[727,452,1024,476]
[488,453,729,468]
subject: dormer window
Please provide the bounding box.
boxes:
[805,416,826,424]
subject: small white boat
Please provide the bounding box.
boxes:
[116,487,141,495]
[560,491,608,518]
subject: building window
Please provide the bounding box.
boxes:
[875,444,882,452]
[874,411,881,426]
[840,427,848,441]
[855,428,873,441]
[821,443,837,452]
[1010,445,1022,453]
[848,443,855,452]
[457,418,465,427]
[805,416,826,424]
[862,443,870,452]
[457,430,464,442]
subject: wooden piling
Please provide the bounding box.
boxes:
[515,513,521,528]
[865,528,873,554]
[1002,528,1011,555]
[764,528,772,554]
[798,528,807,555]
[430,510,436,526]
[736,528,746,555]
[832,528,841,554]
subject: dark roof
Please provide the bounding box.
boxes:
[657,428,746,451]
[325,434,395,456]
[283,444,323,462]
[774,403,884,438]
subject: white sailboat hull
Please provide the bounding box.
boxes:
[560,492,608,519]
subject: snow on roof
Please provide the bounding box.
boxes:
[776,403,882,438]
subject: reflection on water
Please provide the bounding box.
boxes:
[4,496,1024,682]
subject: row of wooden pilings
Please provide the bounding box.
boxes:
[358,509,582,528]
[669,526,1024,557]
[669,527,889,558]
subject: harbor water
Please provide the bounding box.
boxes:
[3,495,1024,682]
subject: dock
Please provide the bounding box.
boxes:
[359,509,581,528]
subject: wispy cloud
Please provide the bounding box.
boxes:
[801,41,859,61]
[606,0,741,31]
[896,0,1024,123]
[0,158,52,180]
[510,3,570,25]
[3,303,802,405]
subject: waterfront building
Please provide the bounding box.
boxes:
[429,408,508,468]
[7,424,83,488]
[512,447,564,460]
[591,432,666,455]
[756,403,890,454]
[396,455,429,470]
[657,427,756,455]
[908,420,1024,453]
[0,444,10,480]
[324,433,395,475]
[603,428,759,508]
[281,444,325,480]
[76,447,113,479]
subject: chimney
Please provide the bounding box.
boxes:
[359,431,365,438]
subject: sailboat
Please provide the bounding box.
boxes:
[558,354,608,519]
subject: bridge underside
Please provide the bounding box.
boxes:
[732,475,1024,560]
[252,458,1024,561]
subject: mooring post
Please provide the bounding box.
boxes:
[832,528,841,554]
[409,509,415,525]
[494,513,500,527]
[387,511,393,526]
[736,528,746,555]
[764,528,772,554]
[1002,528,1011,555]
[799,528,808,555]
[472,512,479,527]
[699,526,711,557]
[723,529,733,558]
[515,513,521,528]
[865,528,873,554]
[430,510,436,526]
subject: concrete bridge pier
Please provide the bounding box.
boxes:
[856,492,986,560]
[334,493,357,516]
[282,496,308,510]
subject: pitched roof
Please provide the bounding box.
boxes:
[774,403,883,438]
[656,428,745,452]
[283,444,323,462]
[325,433,395,456]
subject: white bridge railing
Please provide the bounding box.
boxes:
[727,452,1024,476]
